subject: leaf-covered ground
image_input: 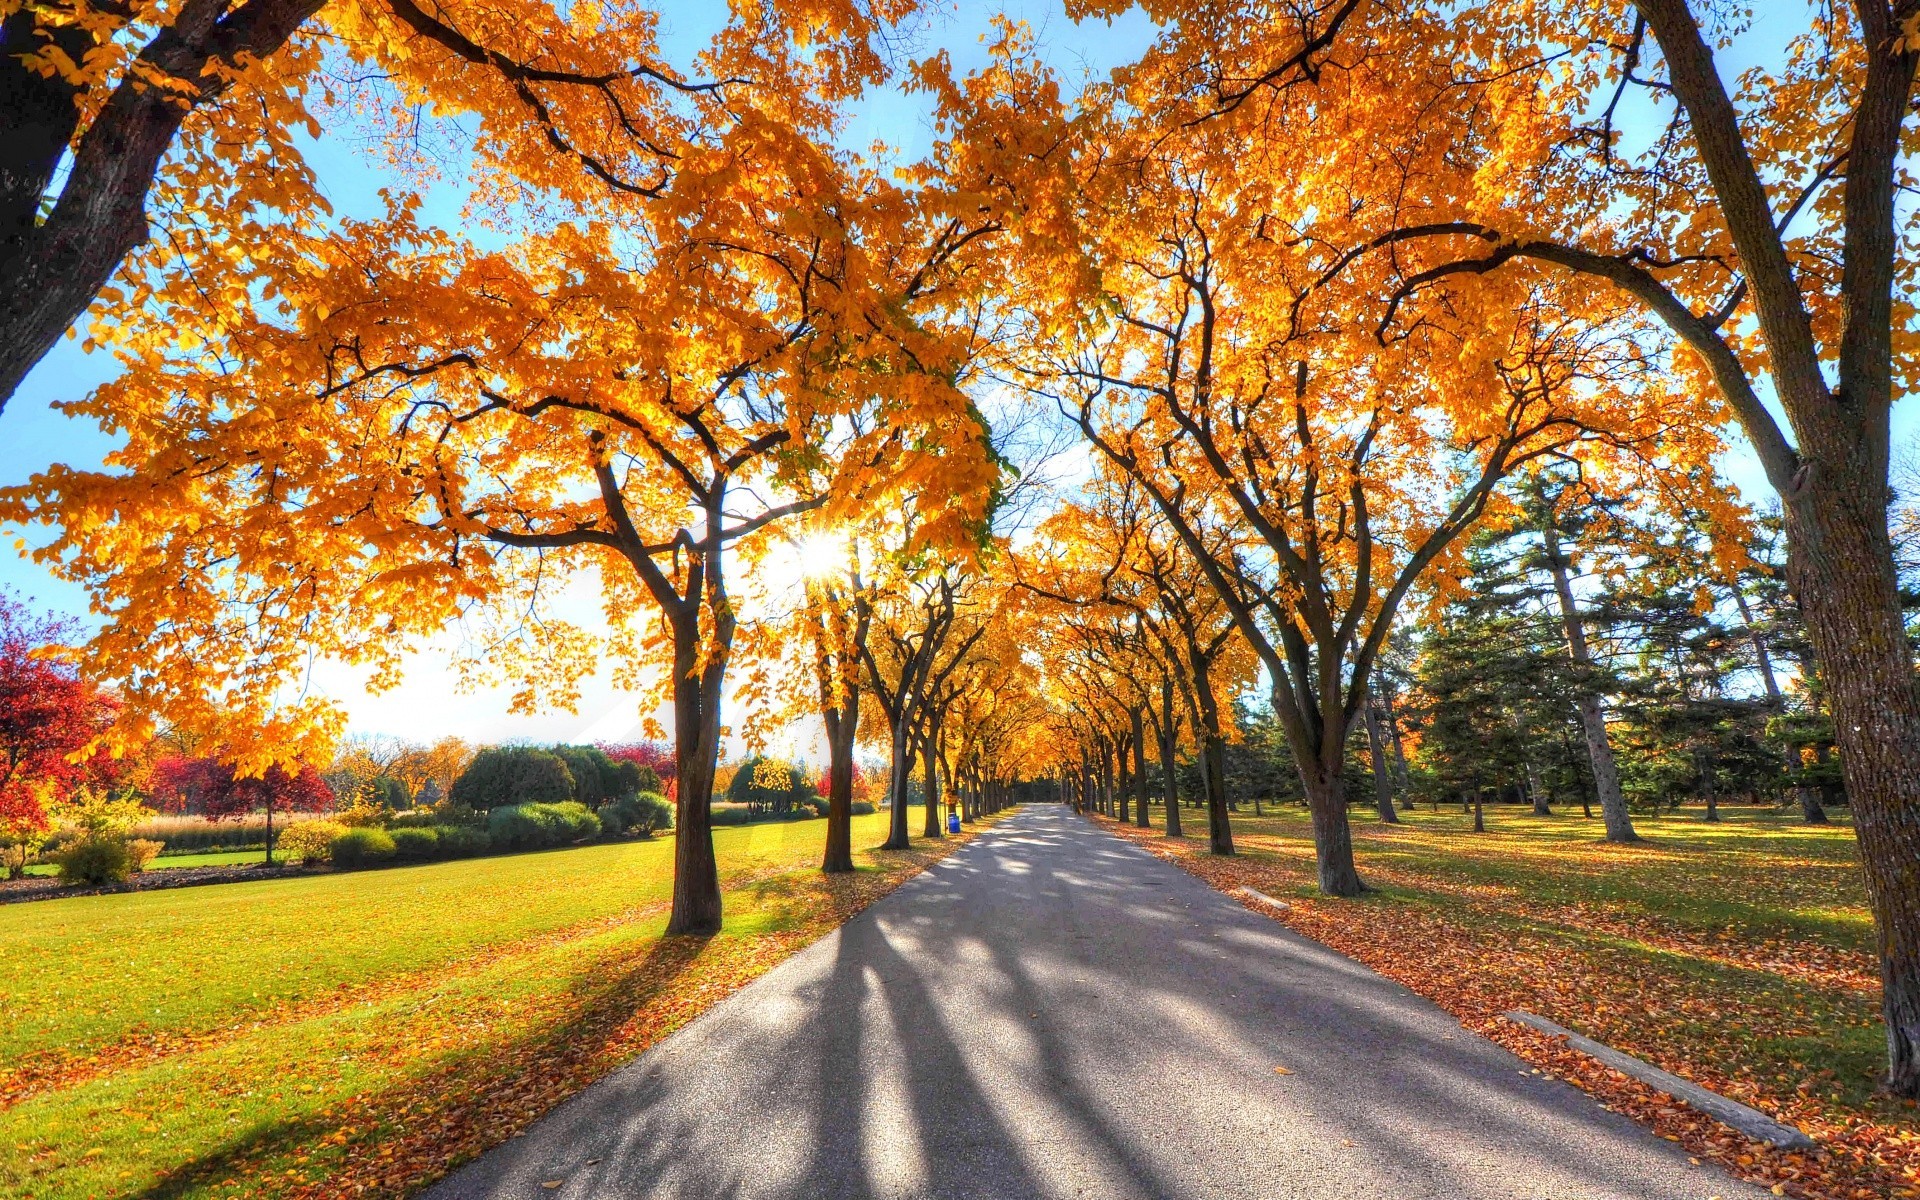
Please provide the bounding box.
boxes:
[1097,802,1915,1200]
[1,811,993,1199]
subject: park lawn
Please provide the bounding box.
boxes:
[1,811,986,1200]
[21,849,270,877]
[1103,802,1911,1200]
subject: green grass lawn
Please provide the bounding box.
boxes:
[21,849,270,877]
[0,812,962,1200]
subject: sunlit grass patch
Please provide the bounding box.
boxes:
[0,811,991,1199]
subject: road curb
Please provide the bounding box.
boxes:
[1235,886,1292,911]
[1503,1011,1816,1150]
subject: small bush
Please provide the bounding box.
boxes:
[388,809,441,830]
[276,819,345,864]
[127,839,163,871]
[595,800,631,836]
[434,825,491,857]
[850,801,877,816]
[328,827,396,869]
[709,803,753,827]
[389,827,441,861]
[630,791,673,836]
[55,837,138,885]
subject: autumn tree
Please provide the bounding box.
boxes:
[1128,0,1920,1092]
[941,30,1727,893]
[0,592,118,874]
[0,0,915,410]
[148,754,333,863]
[6,42,1000,937]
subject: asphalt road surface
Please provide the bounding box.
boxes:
[427,803,1763,1200]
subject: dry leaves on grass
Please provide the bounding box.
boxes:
[1095,815,1917,1200]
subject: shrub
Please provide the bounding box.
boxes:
[276,819,345,864]
[630,791,673,836]
[328,827,396,869]
[851,801,877,816]
[389,827,441,861]
[486,802,599,851]
[450,748,575,811]
[388,808,440,830]
[548,801,600,842]
[127,838,163,871]
[709,802,753,827]
[434,825,491,858]
[595,800,631,836]
[334,794,391,828]
[55,837,138,885]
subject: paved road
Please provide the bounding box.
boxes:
[428,804,1761,1200]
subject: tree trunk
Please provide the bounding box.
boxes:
[1519,722,1549,815]
[1784,482,1920,1095]
[883,715,914,850]
[264,803,275,867]
[1116,728,1132,825]
[1131,705,1152,827]
[1797,786,1830,824]
[821,702,857,874]
[666,626,724,936]
[1161,675,1183,839]
[1202,732,1232,854]
[1543,521,1639,842]
[923,723,944,839]
[1472,789,1486,834]
[1364,700,1399,824]
[1300,758,1364,895]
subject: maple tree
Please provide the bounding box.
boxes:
[5,4,1002,934]
[147,753,333,862]
[931,26,1731,895]
[0,592,118,852]
[0,0,915,410]
[1091,0,1920,1094]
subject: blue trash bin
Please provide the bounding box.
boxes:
[947,812,961,834]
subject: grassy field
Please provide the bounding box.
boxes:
[1103,801,1909,1200]
[1,812,977,1199]
[21,849,269,877]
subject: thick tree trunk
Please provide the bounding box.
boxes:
[1160,676,1183,839]
[1364,701,1399,824]
[883,716,914,850]
[1796,786,1830,824]
[1472,790,1486,834]
[666,630,724,936]
[1300,758,1364,896]
[1785,483,1920,1096]
[923,726,944,839]
[1132,706,1151,828]
[1543,522,1639,842]
[1116,728,1132,825]
[1201,731,1232,854]
[821,703,857,874]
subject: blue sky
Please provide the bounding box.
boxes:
[0,2,1907,748]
